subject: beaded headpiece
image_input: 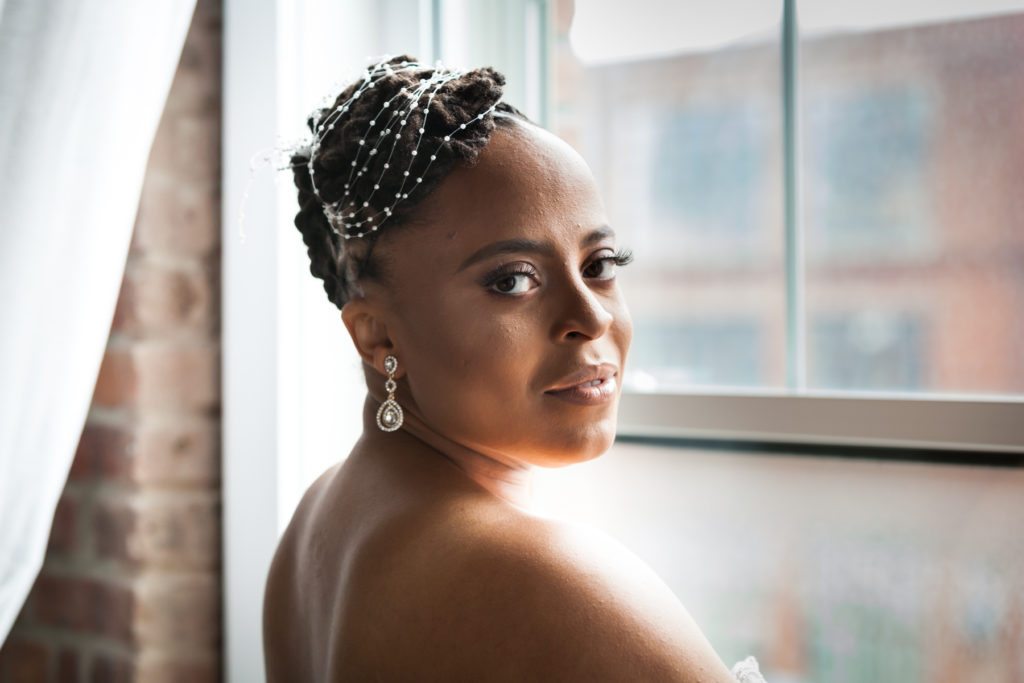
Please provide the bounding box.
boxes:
[305,54,501,241]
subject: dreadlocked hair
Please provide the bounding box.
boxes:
[290,54,533,311]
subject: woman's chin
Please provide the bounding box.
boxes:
[532,423,618,467]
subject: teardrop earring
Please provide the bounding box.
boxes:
[376,354,404,432]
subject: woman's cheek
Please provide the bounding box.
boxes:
[618,307,633,356]
[493,317,526,349]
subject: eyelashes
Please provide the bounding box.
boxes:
[606,247,634,268]
[583,247,634,279]
[483,247,635,295]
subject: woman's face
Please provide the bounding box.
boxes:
[357,117,632,468]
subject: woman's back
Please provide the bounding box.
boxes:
[262,442,743,681]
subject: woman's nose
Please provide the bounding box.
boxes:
[552,274,615,342]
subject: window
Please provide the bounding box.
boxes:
[800,6,1024,399]
[556,0,1024,449]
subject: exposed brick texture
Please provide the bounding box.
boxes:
[0,638,47,681]
[68,423,134,484]
[0,0,223,679]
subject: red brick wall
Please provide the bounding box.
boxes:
[0,0,223,680]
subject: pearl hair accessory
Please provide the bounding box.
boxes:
[306,55,500,240]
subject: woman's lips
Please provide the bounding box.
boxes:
[544,374,617,405]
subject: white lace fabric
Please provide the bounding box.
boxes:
[731,655,768,682]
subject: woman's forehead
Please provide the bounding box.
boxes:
[468,122,593,196]
[402,124,608,259]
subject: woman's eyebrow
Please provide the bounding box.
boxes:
[455,225,615,273]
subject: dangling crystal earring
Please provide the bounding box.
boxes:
[376,354,404,432]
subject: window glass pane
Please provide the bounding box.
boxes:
[276,0,429,527]
[801,4,1024,395]
[535,442,1024,681]
[552,0,786,393]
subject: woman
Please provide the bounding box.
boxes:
[262,55,767,682]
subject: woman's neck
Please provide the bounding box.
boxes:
[357,393,536,511]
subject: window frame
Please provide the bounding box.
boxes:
[616,0,1023,454]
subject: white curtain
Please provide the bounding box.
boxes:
[0,0,198,644]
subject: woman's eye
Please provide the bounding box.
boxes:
[484,248,632,296]
[585,248,634,280]
[584,256,617,280]
[487,269,539,295]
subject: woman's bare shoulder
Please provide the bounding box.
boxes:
[396,508,737,681]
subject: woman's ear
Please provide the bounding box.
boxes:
[340,297,402,378]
